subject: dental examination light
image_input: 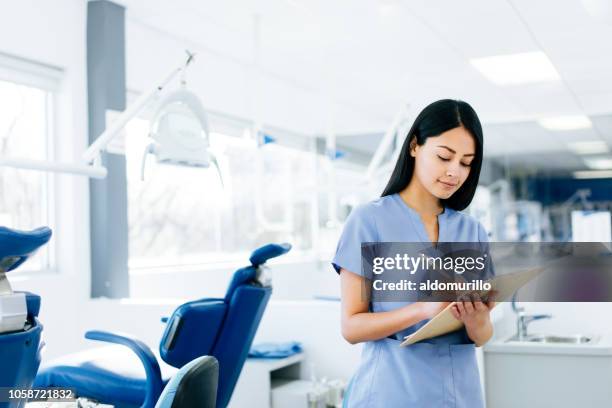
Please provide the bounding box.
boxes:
[0,51,221,181]
[140,86,222,183]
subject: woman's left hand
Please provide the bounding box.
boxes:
[450,293,494,327]
[450,292,495,346]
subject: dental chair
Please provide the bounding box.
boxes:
[155,355,218,408]
[35,242,291,408]
[0,226,53,408]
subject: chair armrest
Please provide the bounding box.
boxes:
[85,330,163,408]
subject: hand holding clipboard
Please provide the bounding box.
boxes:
[400,266,545,347]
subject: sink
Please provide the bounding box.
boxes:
[506,334,598,344]
[527,335,594,344]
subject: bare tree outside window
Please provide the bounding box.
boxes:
[125,120,316,271]
[0,80,51,271]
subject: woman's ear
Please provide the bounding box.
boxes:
[409,137,418,158]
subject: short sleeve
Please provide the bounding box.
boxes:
[331,204,378,276]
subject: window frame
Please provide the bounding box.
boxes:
[0,52,62,276]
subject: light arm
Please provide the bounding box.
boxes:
[0,52,194,179]
[82,63,187,164]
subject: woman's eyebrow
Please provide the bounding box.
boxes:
[437,145,475,156]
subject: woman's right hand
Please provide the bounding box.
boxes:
[418,301,452,320]
[341,269,439,344]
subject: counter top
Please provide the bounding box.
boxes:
[484,333,612,356]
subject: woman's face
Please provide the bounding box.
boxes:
[410,126,476,200]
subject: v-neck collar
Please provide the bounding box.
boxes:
[392,193,447,246]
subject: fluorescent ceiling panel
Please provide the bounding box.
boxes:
[538,115,593,131]
[573,169,612,179]
[470,51,561,86]
[583,156,612,169]
[567,140,609,155]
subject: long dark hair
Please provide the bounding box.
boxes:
[381,99,483,211]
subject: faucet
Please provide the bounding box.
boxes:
[516,311,553,340]
[512,294,553,340]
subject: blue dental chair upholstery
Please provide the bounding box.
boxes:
[0,226,53,408]
[35,242,291,408]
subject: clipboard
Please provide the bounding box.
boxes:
[400,266,545,347]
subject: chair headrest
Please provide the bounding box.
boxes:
[0,226,52,272]
[248,243,291,267]
[224,243,292,301]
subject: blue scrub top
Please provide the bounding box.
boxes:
[332,193,490,408]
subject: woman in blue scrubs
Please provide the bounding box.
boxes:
[333,99,495,408]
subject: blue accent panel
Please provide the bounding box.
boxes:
[333,150,346,159]
[248,242,291,267]
[325,149,346,160]
[523,177,612,205]
[262,134,275,144]
[160,299,226,368]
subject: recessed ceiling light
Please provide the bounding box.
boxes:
[470,51,561,86]
[567,140,609,155]
[583,156,612,170]
[538,115,593,131]
[573,169,612,179]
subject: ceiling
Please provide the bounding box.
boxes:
[335,113,612,174]
[118,0,612,172]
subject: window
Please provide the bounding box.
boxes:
[124,118,317,271]
[0,79,54,271]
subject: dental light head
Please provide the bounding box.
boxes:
[148,89,212,168]
[140,88,223,185]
